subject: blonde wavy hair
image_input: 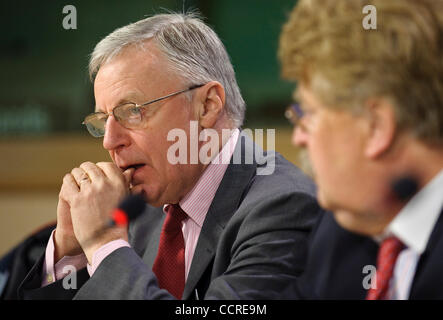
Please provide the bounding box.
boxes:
[279,0,443,145]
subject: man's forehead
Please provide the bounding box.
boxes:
[95,57,155,84]
[94,42,165,84]
[293,85,313,105]
[292,87,302,102]
[93,55,162,111]
[292,85,329,114]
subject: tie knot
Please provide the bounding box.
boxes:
[163,204,188,233]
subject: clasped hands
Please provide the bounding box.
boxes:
[54,161,134,264]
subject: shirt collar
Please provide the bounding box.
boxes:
[385,169,443,254]
[164,128,240,227]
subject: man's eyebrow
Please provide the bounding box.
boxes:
[94,92,143,113]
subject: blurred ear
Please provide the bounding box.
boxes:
[194,81,225,129]
[364,98,397,159]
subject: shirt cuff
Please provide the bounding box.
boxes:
[41,230,88,287]
[86,240,131,277]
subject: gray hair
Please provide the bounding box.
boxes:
[89,12,245,128]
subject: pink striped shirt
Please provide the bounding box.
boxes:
[178,128,239,279]
[42,128,239,285]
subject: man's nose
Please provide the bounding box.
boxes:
[102,116,129,151]
[292,125,308,147]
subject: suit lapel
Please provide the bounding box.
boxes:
[409,207,443,298]
[182,134,258,299]
[129,206,165,270]
[141,219,164,270]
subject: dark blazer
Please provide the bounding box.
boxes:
[0,223,55,300]
[296,208,443,299]
[19,134,323,300]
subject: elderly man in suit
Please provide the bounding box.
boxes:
[280,0,443,299]
[19,12,321,300]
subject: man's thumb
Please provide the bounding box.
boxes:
[122,168,135,187]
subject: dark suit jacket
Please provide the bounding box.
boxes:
[0,223,55,300]
[19,134,323,300]
[296,208,443,299]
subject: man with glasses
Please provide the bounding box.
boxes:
[19,12,322,300]
[280,0,443,299]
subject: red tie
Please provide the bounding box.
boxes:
[366,236,405,300]
[152,204,187,299]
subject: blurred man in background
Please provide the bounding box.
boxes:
[280,0,443,299]
[17,12,322,300]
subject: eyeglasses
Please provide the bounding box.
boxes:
[82,84,205,137]
[285,103,305,128]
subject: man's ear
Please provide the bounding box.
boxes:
[195,81,225,129]
[364,98,397,159]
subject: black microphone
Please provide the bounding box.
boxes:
[391,176,419,202]
[109,193,146,226]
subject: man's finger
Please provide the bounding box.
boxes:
[80,161,104,182]
[61,173,80,197]
[71,167,90,187]
[122,168,135,187]
[96,162,127,183]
